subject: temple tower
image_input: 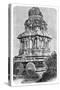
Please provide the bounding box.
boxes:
[17,7,51,57]
[13,7,52,80]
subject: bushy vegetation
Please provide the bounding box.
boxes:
[38,51,57,82]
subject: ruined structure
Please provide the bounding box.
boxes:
[13,7,52,80]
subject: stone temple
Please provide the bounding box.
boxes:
[13,7,52,81]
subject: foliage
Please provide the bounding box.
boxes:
[38,51,57,82]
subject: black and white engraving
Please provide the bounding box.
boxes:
[8,6,57,85]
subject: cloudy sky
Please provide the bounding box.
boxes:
[13,6,57,56]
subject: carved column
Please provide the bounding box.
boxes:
[39,37,43,49]
[44,38,48,50]
[19,39,24,55]
[24,38,27,50]
[39,37,42,49]
[29,36,32,55]
[20,39,22,49]
[28,36,33,49]
[37,36,40,49]
[39,37,44,55]
[34,36,37,49]
[47,38,50,52]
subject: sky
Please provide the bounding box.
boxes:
[13,6,57,56]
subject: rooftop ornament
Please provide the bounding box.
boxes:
[24,7,48,31]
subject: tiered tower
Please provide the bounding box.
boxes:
[13,7,52,79]
[18,7,51,57]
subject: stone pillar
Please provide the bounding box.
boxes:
[39,37,42,49]
[24,38,27,50]
[32,37,35,49]
[43,38,50,55]
[22,39,24,50]
[34,37,37,49]
[26,38,29,49]
[29,36,32,49]
[39,37,44,55]
[37,36,40,49]
[39,37,43,49]
[20,39,22,49]
[19,39,24,55]
[47,38,50,52]
[32,37,34,49]
[29,36,32,55]
[45,38,49,50]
